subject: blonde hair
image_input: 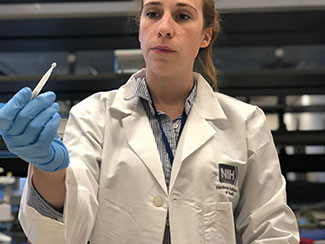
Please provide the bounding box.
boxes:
[135,0,221,91]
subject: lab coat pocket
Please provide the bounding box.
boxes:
[203,202,236,244]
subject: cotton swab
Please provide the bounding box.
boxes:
[31,62,57,99]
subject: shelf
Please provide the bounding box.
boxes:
[262,105,325,114]
[1,69,325,101]
[287,181,325,205]
[273,130,325,146]
[0,2,324,51]
[280,154,325,172]
[218,69,325,96]
[1,132,324,176]
[1,151,323,177]
[0,157,28,177]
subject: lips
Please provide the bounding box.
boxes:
[151,45,176,53]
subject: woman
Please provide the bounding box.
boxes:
[0,0,299,243]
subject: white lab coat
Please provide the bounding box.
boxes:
[19,69,299,244]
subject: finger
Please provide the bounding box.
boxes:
[5,111,61,164]
[38,112,61,147]
[34,114,62,171]
[6,91,56,136]
[0,87,32,132]
[9,103,60,146]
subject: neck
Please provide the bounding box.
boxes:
[146,70,194,120]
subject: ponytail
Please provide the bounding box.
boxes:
[196,7,221,91]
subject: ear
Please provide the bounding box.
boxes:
[200,27,212,48]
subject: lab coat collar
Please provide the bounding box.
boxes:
[110,69,229,195]
[110,69,146,116]
[111,69,228,121]
[193,72,227,121]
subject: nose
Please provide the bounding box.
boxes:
[157,13,174,38]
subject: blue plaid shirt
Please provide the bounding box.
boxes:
[29,75,197,244]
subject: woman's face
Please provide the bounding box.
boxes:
[139,0,211,78]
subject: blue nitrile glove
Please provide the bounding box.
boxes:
[0,87,69,172]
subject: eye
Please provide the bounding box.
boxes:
[175,13,191,21]
[146,11,160,19]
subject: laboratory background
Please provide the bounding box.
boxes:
[0,0,325,243]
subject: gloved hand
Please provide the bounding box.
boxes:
[0,87,69,172]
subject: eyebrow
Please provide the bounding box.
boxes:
[176,2,197,12]
[143,1,162,7]
[143,1,198,14]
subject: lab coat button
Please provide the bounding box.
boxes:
[153,195,164,207]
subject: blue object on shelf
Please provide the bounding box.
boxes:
[0,152,18,158]
[300,229,325,240]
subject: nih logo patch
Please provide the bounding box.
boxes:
[219,164,238,186]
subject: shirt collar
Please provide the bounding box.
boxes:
[133,76,197,116]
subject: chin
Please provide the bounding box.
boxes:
[147,61,185,78]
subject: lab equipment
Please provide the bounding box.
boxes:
[0,232,11,243]
[31,62,57,99]
[0,172,15,244]
[0,88,69,172]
